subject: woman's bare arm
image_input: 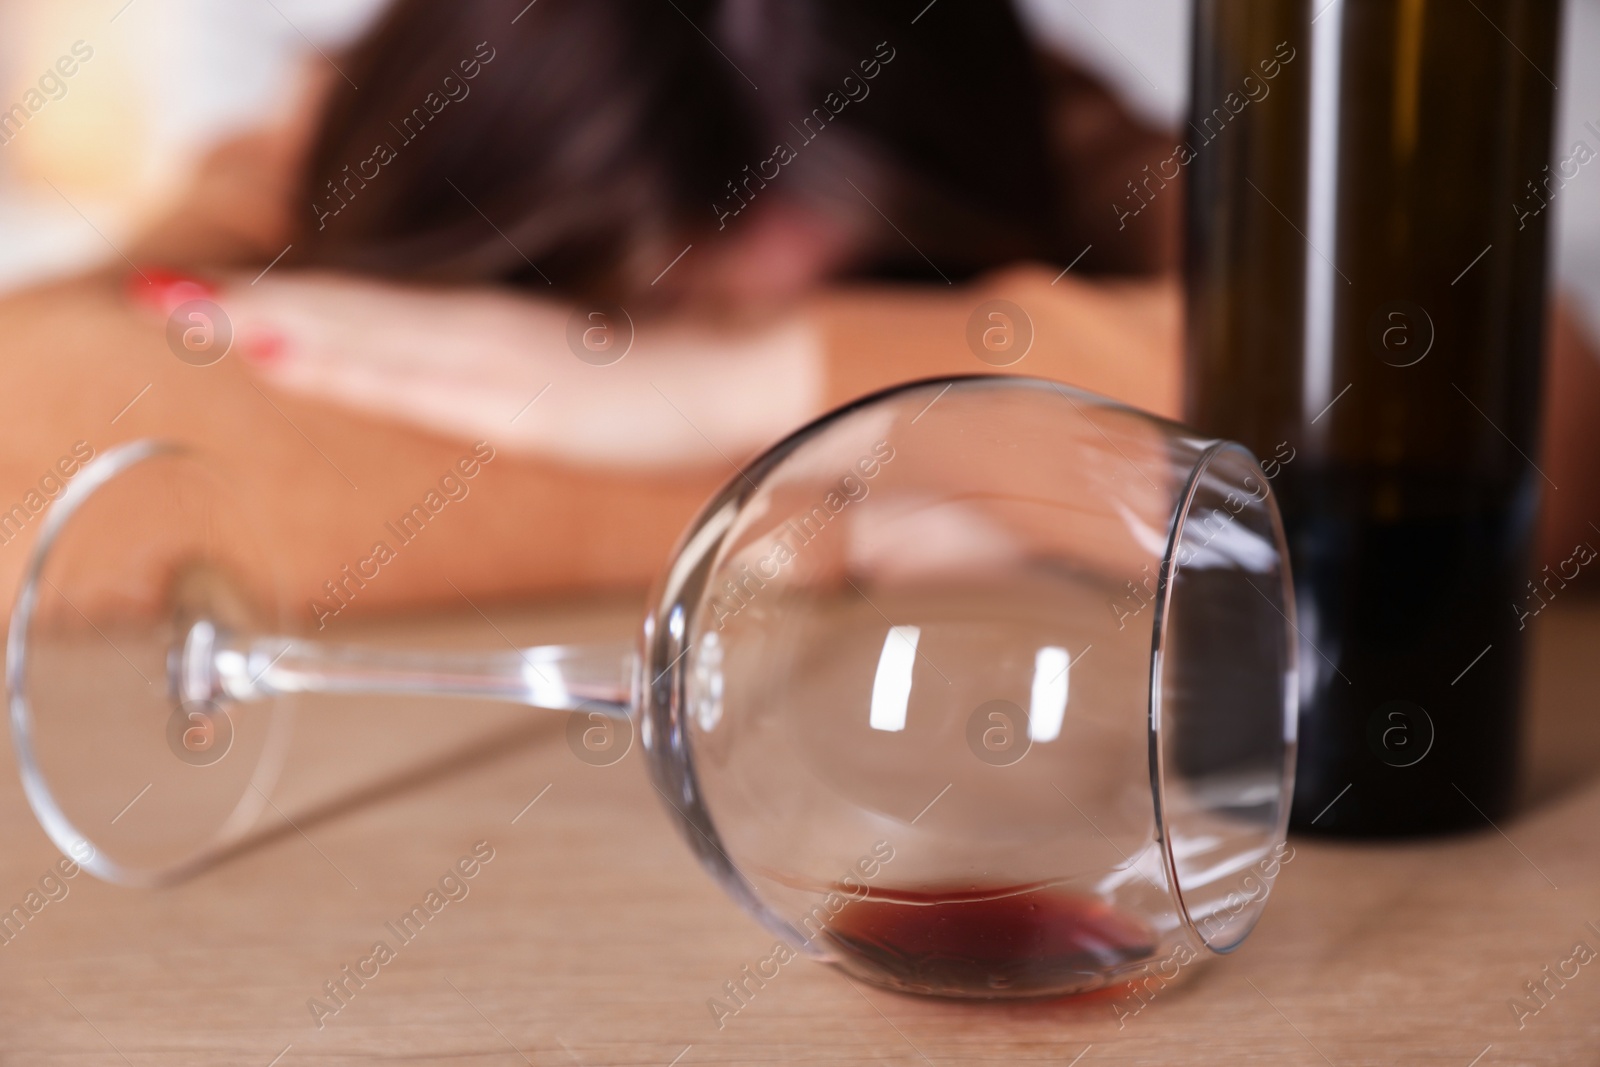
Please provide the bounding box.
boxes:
[0,263,1183,627]
[0,271,719,627]
[6,253,1596,633]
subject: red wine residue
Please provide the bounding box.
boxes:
[820,883,1156,997]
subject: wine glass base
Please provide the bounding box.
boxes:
[8,441,293,886]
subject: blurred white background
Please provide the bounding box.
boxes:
[0,0,1595,330]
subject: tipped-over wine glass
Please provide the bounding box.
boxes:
[8,375,1295,999]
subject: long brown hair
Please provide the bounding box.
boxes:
[293,0,1101,305]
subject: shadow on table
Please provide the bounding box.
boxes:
[206,710,564,875]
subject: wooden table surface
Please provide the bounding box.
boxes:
[1,595,1597,1066]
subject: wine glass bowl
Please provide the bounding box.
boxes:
[639,378,1296,997]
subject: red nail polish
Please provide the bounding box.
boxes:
[240,329,286,366]
[128,268,216,316]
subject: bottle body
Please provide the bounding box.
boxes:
[1184,0,1561,834]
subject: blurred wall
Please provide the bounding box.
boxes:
[0,0,386,290]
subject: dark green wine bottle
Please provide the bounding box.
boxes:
[1184,0,1562,835]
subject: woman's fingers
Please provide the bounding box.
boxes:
[137,270,828,471]
[127,264,1186,482]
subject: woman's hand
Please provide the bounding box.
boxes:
[144,271,827,472]
[135,264,1189,476]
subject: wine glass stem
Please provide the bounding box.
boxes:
[190,624,635,718]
